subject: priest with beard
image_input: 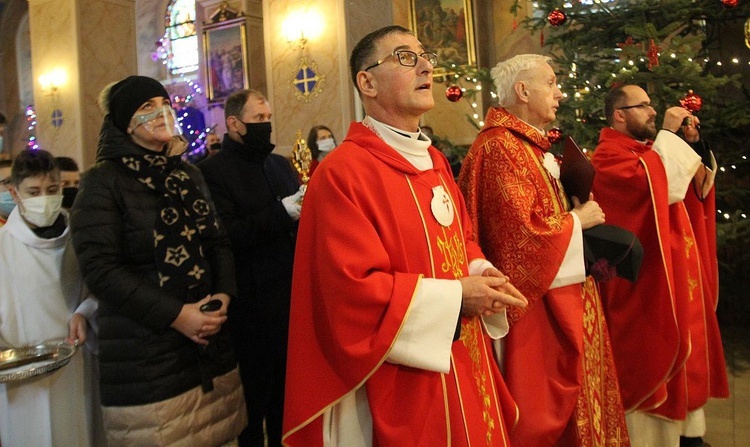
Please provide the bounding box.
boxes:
[591,84,728,447]
[198,89,303,447]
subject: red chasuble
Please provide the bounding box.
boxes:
[591,127,729,420]
[282,122,517,447]
[459,108,629,447]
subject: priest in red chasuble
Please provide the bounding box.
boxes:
[459,54,630,447]
[282,25,528,447]
[591,85,728,447]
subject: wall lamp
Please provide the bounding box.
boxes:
[39,69,67,97]
[282,9,324,51]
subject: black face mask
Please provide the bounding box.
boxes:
[62,187,79,209]
[209,143,222,151]
[240,121,275,161]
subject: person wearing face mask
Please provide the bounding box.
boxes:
[198,89,302,447]
[305,125,337,178]
[205,131,222,157]
[0,149,98,446]
[54,156,81,209]
[0,159,13,227]
[69,75,246,446]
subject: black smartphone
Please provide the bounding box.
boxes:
[200,299,223,312]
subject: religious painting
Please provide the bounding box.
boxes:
[202,17,249,104]
[409,0,476,70]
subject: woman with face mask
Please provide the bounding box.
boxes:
[0,149,97,446]
[69,76,246,446]
[306,125,337,178]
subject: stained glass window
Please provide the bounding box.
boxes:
[167,0,198,75]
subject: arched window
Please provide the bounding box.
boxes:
[167,0,198,75]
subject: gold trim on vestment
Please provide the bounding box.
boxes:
[521,140,566,215]
[678,202,714,406]
[479,320,514,446]
[627,158,679,413]
[441,373,452,446]
[281,274,423,445]
[406,175,437,278]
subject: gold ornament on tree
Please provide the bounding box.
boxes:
[745,17,750,50]
[291,130,312,184]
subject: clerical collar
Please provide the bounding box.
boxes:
[364,116,433,170]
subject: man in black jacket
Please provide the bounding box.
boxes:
[198,89,302,447]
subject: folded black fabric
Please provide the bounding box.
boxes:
[583,224,644,283]
[689,139,712,168]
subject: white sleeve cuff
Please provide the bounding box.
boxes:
[468,258,494,276]
[481,311,509,340]
[386,278,462,373]
[550,212,586,289]
[653,130,702,204]
[74,297,98,320]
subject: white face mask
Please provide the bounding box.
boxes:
[20,194,63,227]
[317,137,336,152]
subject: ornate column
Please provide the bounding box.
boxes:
[28,0,137,168]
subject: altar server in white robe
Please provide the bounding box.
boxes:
[0,148,96,447]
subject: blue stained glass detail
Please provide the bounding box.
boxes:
[51,109,64,128]
[294,67,318,95]
[167,0,198,75]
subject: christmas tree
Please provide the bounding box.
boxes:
[511,0,749,144]
[510,0,750,321]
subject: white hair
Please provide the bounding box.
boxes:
[491,54,552,108]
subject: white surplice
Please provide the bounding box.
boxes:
[0,208,92,447]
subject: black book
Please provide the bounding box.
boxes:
[559,136,595,204]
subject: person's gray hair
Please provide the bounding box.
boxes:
[491,54,552,108]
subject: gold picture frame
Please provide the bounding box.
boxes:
[202,17,250,104]
[409,0,476,75]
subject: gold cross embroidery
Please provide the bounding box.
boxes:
[683,229,695,260]
[607,428,624,446]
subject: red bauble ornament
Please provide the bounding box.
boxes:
[445,85,463,102]
[547,9,567,27]
[680,90,703,113]
[646,39,660,71]
[721,0,739,8]
[547,127,563,144]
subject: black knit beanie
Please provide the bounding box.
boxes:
[108,76,170,133]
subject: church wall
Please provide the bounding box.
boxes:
[27,0,137,168]
[77,0,139,167]
[0,0,544,165]
[261,0,391,157]
[0,1,28,159]
[28,0,82,163]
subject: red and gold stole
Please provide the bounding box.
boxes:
[404,170,515,447]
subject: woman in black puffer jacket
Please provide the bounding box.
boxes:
[70,76,246,446]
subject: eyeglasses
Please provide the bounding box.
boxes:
[617,102,654,111]
[364,50,439,72]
